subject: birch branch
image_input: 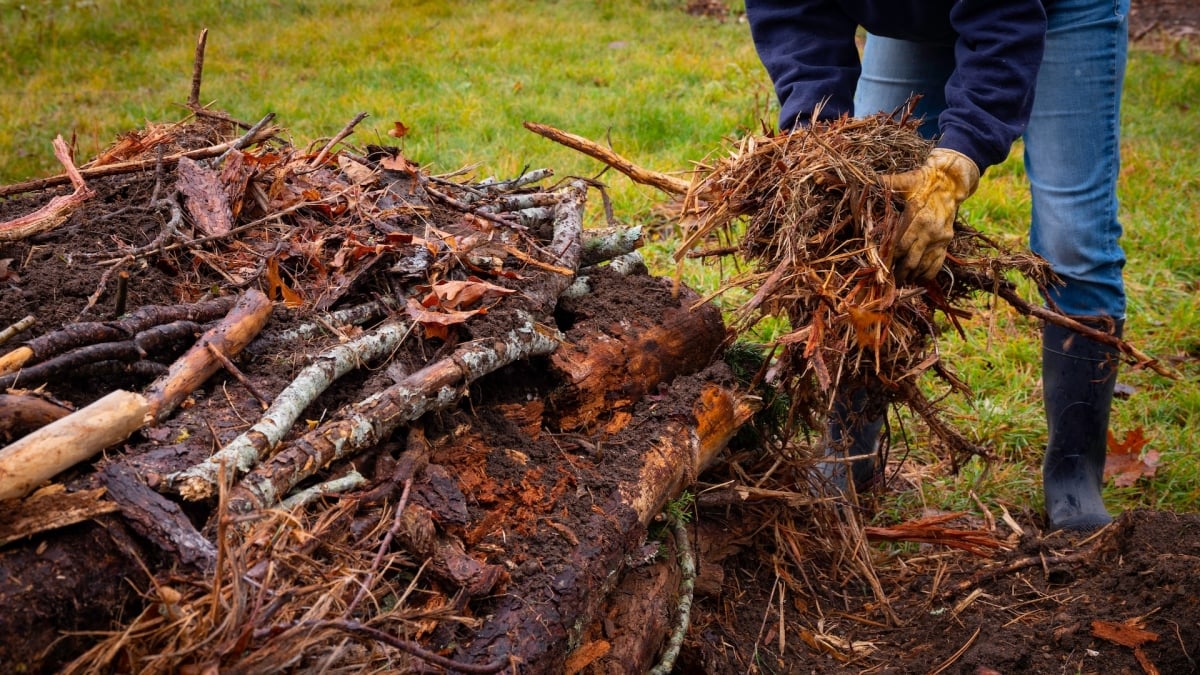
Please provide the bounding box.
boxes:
[168,319,412,501]
[226,315,562,512]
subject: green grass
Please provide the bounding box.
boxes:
[2,1,1196,522]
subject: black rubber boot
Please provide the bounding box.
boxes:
[821,377,887,493]
[1042,318,1123,532]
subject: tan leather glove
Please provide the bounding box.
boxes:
[880,148,980,282]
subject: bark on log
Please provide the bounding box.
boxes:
[458,381,755,671]
[550,283,727,433]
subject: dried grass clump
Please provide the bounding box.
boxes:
[678,110,1053,459]
[64,491,481,674]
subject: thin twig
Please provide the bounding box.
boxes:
[648,517,696,675]
[0,315,35,347]
[343,475,414,618]
[206,343,271,410]
[188,29,208,109]
[311,112,369,167]
[0,126,278,199]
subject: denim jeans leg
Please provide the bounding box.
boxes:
[854,35,955,140]
[1025,0,1129,319]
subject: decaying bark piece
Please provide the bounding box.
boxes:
[0,290,271,501]
[176,156,234,237]
[103,463,216,570]
[0,487,118,547]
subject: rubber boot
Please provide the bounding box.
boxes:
[1042,318,1123,532]
[821,376,887,493]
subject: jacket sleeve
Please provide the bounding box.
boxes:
[938,1,1046,170]
[745,0,861,131]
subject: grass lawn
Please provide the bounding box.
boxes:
[2,1,1197,520]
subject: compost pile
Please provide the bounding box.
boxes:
[0,86,763,673]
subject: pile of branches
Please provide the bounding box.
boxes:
[0,38,756,671]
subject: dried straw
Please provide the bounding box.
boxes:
[677,109,1053,462]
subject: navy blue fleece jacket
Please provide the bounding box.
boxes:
[745,0,1047,171]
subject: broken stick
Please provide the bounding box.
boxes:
[524,122,693,196]
[0,290,271,501]
[0,136,94,241]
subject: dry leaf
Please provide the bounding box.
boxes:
[387,121,410,139]
[421,278,516,311]
[405,297,485,340]
[266,256,304,308]
[1104,427,1159,487]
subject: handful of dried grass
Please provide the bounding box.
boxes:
[676,111,1053,460]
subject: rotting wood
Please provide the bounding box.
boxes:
[0,487,119,547]
[550,283,727,433]
[103,462,216,570]
[176,156,234,237]
[0,320,201,391]
[457,381,755,670]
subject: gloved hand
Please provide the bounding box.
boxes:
[881,148,979,282]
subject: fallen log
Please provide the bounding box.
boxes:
[550,270,727,433]
[0,290,271,501]
[457,378,755,670]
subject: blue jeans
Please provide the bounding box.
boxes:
[853,0,1130,319]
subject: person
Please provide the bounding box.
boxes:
[744,0,1129,532]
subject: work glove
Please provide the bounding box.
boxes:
[880,148,979,282]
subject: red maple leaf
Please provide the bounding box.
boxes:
[1103,427,1160,487]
